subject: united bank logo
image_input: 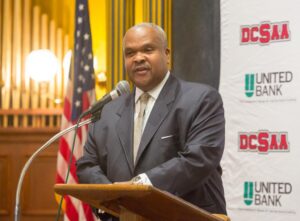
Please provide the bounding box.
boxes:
[244,71,293,98]
[243,181,292,207]
[239,131,289,153]
[245,74,255,97]
[240,21,290,45]
[244,182,254,205]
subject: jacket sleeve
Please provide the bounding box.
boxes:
[76,123,112,184]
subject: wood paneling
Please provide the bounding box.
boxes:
[0,128,62,221]
[23,155,59,215]
[0,156,10,216]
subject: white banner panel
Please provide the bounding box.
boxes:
[220,0,300,220]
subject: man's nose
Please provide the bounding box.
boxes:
[133,52,145,63]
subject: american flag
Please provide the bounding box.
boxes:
[56,0,96,220]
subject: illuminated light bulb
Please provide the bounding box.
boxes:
[26,49,58,82]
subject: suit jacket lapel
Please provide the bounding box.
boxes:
[116,94,135,173]
[135,75,178,165]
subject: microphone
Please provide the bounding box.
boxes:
[81,80,130,117]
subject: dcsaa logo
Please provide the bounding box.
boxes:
[241,21,290,45]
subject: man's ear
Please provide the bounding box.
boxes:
[165,48,170,64]
[165,48,170,55]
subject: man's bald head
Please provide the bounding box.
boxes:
[123,23,168,50]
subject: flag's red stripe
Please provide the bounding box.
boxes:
[56,173,64,184]
[58,138,79,182]
[77,125,83,143]
[65,195,79,221]
[82,92,91,111]
[83,202,95,220]
[63,97,72,121]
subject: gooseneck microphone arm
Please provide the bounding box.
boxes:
[14,80,130,221]
[14,117,93,221]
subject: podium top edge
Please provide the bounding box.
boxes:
[54,183,153,191]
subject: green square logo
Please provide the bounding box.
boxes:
[245,74,255,97]
[244,181,254,206]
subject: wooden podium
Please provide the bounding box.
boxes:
[54,184,226,221]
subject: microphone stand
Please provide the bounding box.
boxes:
[14,116,96,221]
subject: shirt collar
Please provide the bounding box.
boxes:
[135,71,170,103]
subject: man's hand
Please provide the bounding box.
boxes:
[114,175,152,185]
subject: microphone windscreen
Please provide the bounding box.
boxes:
[116,80,130,95]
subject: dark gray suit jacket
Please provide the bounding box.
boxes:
[76,74,226,216]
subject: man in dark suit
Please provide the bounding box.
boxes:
[76,23,226,219]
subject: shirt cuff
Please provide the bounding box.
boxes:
[132,173,153,185]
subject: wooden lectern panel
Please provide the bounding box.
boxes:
[120,207,149,221]
[54,184,223,221]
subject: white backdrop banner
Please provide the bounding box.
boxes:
[220,0,300,220]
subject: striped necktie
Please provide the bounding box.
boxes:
[133,93,150,164]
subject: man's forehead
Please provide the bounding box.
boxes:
[124,30,160,47]
[124,39,156,48]
[124,27,156,41]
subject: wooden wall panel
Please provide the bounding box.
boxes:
[0,128,62,221]
[0,156,10,216]
[23,155,59,216]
